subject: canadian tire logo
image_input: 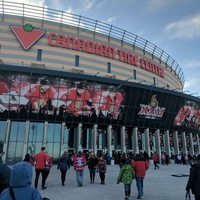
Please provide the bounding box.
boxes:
[10,24,46,50]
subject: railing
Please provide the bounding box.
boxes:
[0,0,185,86]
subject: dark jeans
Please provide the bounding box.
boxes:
[89,169,96,182]
[34,168,46,189]
[124,183,131,192]
[76,170,84,186]
[135,177,144,197]
[44,169,50,181]
[99,172,105,183]
[61,170,67,184]
[154,161,159,169]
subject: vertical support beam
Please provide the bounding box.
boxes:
[3,119,11,163]
[107,125,112,157]
[189,132,194,156]
[23,120,30,160]
[182,132,187,155]
[93,124,97,154]
[164,130,170,158]
[144,128,150,157]
[43,121,48,147]
[60,122,65,155]
[173,131,179,155]
[77,123,82,153]
[120,126,126,153]
[154,129,161,163]
[132,127,138,153]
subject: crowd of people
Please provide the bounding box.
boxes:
[0,148,200,200]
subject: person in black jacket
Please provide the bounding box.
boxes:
[0,151,11,194]
[87,151,99,183]
[186,154,200,200]
[57,151,71,186]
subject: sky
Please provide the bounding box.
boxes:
[4,0,200,96]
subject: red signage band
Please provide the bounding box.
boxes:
[48,32,165,78]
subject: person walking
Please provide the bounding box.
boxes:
[0,151,11,194]
[23,153,34,166]
[97,156,107,184]
[34,147,48,190]
[131,152,149,199]
[117,159,135,200]
[44,152,52,186]
[87,151,99,183]
[73,151,86,187]
[186,154,200,200]
[152,152,159,170]
[57,151,71,186]
[0,161,43,200]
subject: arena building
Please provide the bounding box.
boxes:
[0,1,199,164]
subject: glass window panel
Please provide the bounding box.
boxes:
[46,123,61,162]
[27,122,44,155]
[7,121,26,164]
[37,49,42,61]
[64,128,69,150]
[75,55,79,67]
[0,121,7,141]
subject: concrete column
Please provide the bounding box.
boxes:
[120,126,126,153]
[182,132,187,155]
[3,119,11,163]
[77,123,82,153]
[107,125,112,157]
[189,132,194,156]
[164,130,170,158]
[132,127,138,153]
[93,124,97,154]
[43,121,48,147]
[144,128,150,157]
[173,131,179,155]
[22,120,30,160]
[60,122,65,155]
[154,129,161,163]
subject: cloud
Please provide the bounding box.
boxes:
[184,70,200,92]
[185,78,200,91]
[164,13,200,39]
[184,59,200,69]
[103,16,118,24]
[81,0,95,11]
[146,0,173,12]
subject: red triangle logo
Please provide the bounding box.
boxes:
[10,24,46,50]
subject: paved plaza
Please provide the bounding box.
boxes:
[32,162,193,200]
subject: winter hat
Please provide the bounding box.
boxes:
[10,162,32,187]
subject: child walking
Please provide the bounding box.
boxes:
[117,158,135,199]
[97,156,107,184]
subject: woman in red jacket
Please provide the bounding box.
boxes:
[131,153,149,199]
[152,152,159,170]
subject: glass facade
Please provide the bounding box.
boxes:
[0,67,199,164]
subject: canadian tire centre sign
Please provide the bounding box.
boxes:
[10,24,165,78]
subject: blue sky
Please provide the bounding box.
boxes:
[7,0,200,96]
